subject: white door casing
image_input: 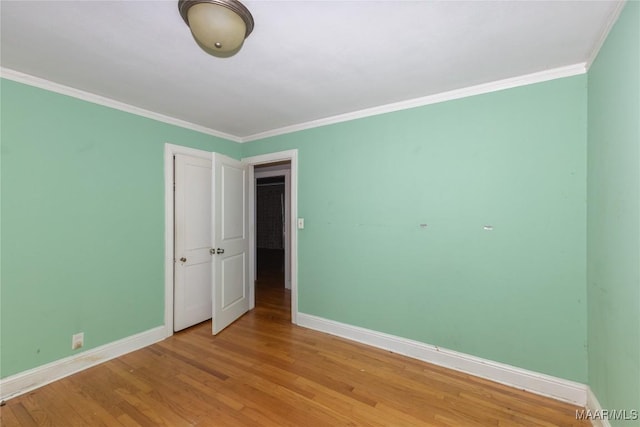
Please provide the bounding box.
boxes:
[173,154,213,331]
[212,154,250,334]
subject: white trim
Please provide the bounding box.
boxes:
[3,64,586,145]
[586,387,613,427]
[296,313,588,406]
[0,67,241,143]
[242,150,299,324]
[164,143,213,338]
[0,326,165,402]
[240,63,587,142]
[585,1,627,70]
[248,166,257,311]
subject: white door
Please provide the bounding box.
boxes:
[212,154,250,334]
[174,154,213,331]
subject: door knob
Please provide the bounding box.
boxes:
[179,257,187,262]
[216,248,225,254]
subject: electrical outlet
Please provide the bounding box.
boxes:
[72,332,84,350]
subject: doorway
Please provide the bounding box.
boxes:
[164,145,299,338]
[244,150,298,324]
[254,162,291,290]
[253,163,291,319]
[256,176,285,285]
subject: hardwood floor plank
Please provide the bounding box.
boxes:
[45,381,119,427]
[1,274,590,427]
[0,406,24,427]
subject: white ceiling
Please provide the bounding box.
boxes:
[0,0,622,142]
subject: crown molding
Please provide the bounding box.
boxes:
[585,0,627,70]
[240,63,587,142]
[0,67,242,143]
[1,64,586,146]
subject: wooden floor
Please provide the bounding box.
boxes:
[2,264,588,426]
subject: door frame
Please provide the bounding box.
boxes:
[243,150,299,324]
[165,145,299,337]
[164,143,212,338]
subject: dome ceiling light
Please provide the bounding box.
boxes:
[178,0,254,58]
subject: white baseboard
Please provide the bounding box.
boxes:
[0,326,166,401]
[586,387,613,427]
[297,313,588,406]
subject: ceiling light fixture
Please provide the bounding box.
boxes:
[178,0,254,58]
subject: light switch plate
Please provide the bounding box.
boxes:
[297,218,304,229]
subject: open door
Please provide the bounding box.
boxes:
[174,154,213,331]
[212,154,250,334]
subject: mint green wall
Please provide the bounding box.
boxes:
[244,75,588,382]
[587,1,640,421]
[0,71,592,386]
[0,79,239,378]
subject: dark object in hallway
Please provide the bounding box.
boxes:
[257,248,284,287]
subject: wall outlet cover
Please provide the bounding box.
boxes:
[72,332,84,350]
